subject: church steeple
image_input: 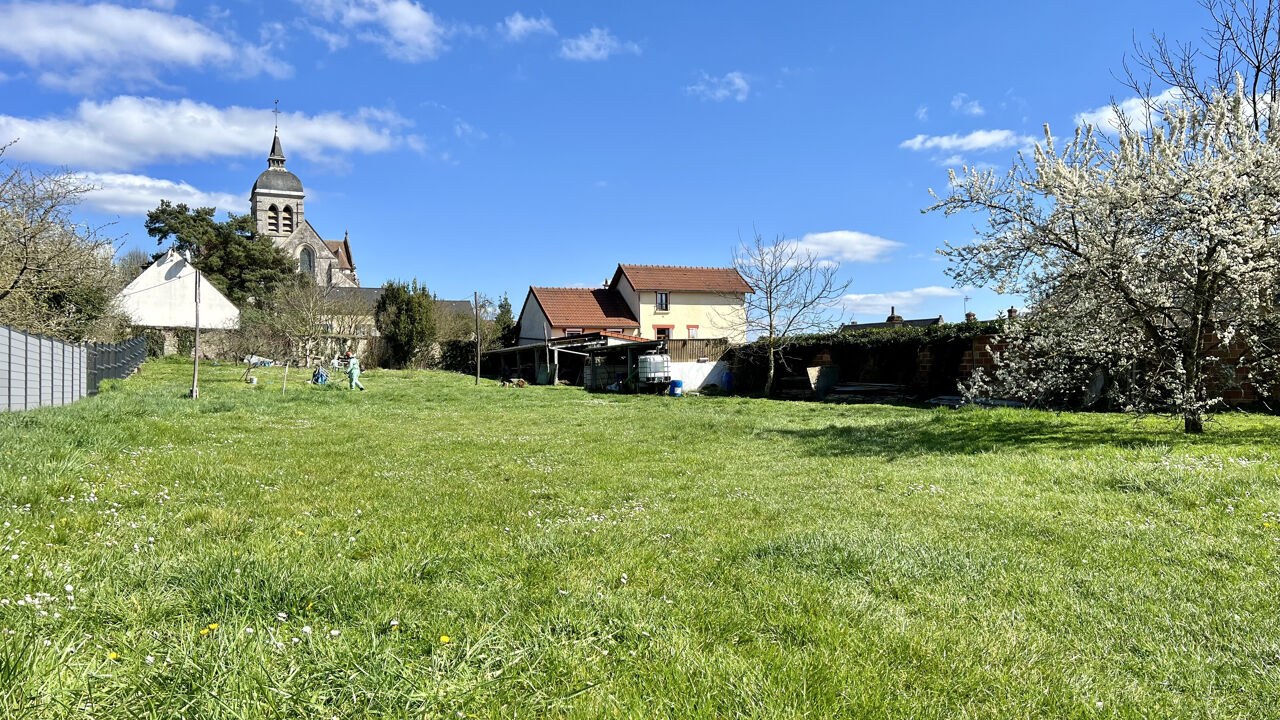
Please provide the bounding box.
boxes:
[268,132,286,169]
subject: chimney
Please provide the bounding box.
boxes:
[1007,306,1018,319]
[886,305,904,325]
[964,311,977,323]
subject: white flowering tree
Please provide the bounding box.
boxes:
[928,83,1280,433]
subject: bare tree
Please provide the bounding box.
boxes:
[0,142,120,339]
[733,231,850,396]
[268,281,335,367]
[1120,1,1280,131]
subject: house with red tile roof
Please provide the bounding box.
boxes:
[515,264,752,345]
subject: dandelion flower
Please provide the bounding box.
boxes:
[200,629,209,636]
[440,635,451,644]
[208,623,218,630]
[108,652,119,660]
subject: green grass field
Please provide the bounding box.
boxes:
[0,358,1277,718]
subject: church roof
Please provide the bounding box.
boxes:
[253,131,304,194]
[324,235,355,271]
[253,168,304,194]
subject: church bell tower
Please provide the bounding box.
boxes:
[250,131,306,240]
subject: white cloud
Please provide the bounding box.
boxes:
[559,28,640,61]
[686,71,750,102]
[78,172,245,216]
[500,12,555,41]
[296,0,448,62]
[950,93,985,116]
[899,129,1035,153]
[453,119,487,141]
[840,286,962,317]
[0,2,288,92]
[796,231,903,263]
[915,105,928,121]
[0,96,416,171]
[1074,88,1182,133]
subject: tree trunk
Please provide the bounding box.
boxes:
[1184,412,1204,434]
[765,345,776,397]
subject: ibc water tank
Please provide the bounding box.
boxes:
[637,354,671,383]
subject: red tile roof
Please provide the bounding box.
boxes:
[529,287,640,328]
[612,264,753,293]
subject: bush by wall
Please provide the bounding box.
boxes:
[731,321,1004,396]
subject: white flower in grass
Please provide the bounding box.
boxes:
[301,626,312,635]
[330,629,340,637]
[244,627,254,634]
[145,655,154,664]
[64,584,73,592]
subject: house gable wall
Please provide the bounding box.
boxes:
[635,290,746,342]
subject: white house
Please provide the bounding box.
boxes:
[115,249,240,331]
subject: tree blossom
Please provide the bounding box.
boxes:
[928,78,1280,432]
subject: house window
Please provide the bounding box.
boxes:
[605,328,622,334]
[299,246,315,276]
[655,291,669,312]
[687,325,699,339]
[653,325,673,340]
[565,328,582,336]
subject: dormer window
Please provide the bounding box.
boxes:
[282,206,294,234]
[655,291,670,312]
[267,204,280,234]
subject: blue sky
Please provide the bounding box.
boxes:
[0,1,1203,322]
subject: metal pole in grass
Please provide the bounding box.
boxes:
[474,291,480,386]
[189,250,201,399]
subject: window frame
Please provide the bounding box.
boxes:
[564,328,583,336]
[654,291,670,312]
[652,324,674,340]
[686,325,699,339]
[299,246,315,276]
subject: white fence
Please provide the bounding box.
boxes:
[1,325,145,412]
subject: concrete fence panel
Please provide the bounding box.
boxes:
[1,325,146,412]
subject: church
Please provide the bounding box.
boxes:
[250,131,360,288]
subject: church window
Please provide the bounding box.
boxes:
[282,205,294,234]
[267,204,280,234]
[299,246,315,276]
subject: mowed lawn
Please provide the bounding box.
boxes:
[1,359,1277,719]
